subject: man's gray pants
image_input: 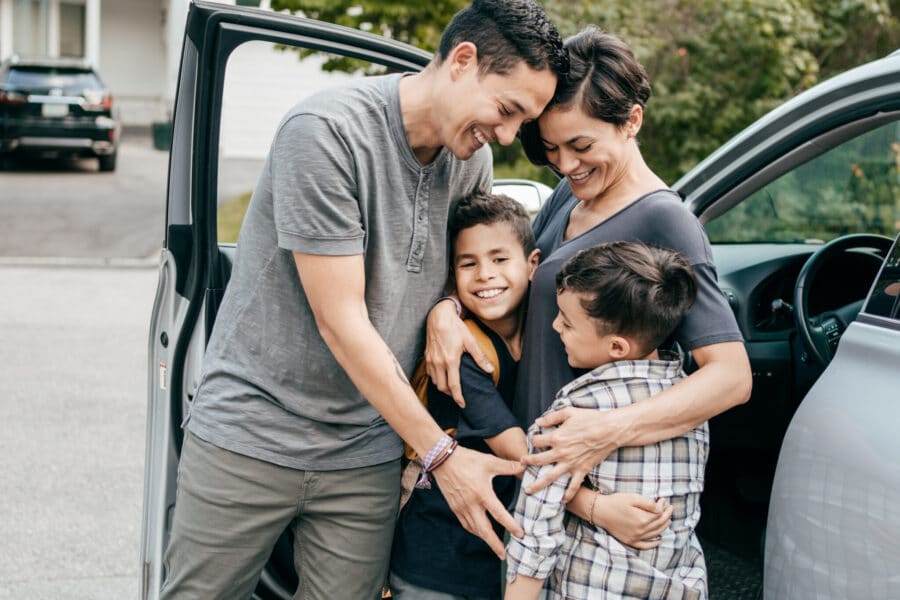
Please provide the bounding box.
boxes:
[160,431,400,599]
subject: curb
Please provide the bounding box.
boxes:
[0,254,160,269]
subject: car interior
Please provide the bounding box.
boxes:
[144,7,899,599]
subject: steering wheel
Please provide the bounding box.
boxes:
[793,233,893,368]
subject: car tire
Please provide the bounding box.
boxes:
[98,152,117,172]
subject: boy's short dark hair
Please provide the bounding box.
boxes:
[449,191,535,259]
[555,242,697,354]
[521,27,650,166]
[437,0,569,78]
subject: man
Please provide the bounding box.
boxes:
[160,0,568,598]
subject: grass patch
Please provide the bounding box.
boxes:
[217,191,252,243]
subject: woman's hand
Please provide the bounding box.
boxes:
[424,298,493,407]
[522,407,625,501]
[592,493,672,549]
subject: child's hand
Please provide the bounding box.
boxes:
[591,493,672,549]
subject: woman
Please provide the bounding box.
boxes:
[427,28,751,530]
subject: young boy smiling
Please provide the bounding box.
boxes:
[390,191,538,599]
[506,241,709,600]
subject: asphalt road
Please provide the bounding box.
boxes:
[0,265,157,599]
[0,131,264,260]
[0,135,264,598]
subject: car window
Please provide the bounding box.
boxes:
[706,119,900,243]
[6,67,102,91]
[216,41,370,244]
[863,235,900,320]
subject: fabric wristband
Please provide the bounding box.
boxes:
[415,433,454,489]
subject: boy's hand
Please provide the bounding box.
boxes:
[523,407,621,501]
[591,494,673,549]
[425,298,494,407]
[432,446,524,558]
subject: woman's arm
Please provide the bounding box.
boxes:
[523,340,751,499]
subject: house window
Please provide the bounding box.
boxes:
[59,2,85,57]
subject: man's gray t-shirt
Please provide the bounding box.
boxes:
[187,74,492,471]
[514,183,742,427]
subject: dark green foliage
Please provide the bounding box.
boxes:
[270,0,899,190]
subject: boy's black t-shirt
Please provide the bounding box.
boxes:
[391,320,521,598]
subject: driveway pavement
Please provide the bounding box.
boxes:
[0,130,264,261]
[0,264,157,599]
[0,130,264,598]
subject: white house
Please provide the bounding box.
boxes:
[0,0,338,158]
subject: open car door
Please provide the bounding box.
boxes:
[764,233,900,599]
[140,3,430,598]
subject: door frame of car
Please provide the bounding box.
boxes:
[141,3,431,597]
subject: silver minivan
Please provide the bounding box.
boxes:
[141,2,900,598]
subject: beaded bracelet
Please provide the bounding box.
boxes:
[588,489,606,526]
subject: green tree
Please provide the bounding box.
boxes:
[270,0,466,73]
[545,0,898,184]
[270,0,899,186]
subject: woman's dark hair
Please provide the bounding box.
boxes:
[436,0,569,78]
[521,27,651,166]
[449,191,536,259]
[555,242,696,354]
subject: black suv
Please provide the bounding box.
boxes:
[0,57,120,171]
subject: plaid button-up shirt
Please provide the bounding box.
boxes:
[506,354,709,599]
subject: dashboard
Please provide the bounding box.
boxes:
[711,243,884,341]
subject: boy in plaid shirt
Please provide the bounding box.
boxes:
[505,242,709,600]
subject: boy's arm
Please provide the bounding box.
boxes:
[504,574,545,600]
[506,421,572,585]
[566,490,672,549]
[293,252,524,557]
[484,427,527,462]
[452,353,524,461]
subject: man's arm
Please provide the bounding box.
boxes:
[293,252,523,556]
[524,341,751,499]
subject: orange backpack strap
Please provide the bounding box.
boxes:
[403,319,501,461]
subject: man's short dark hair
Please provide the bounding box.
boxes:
[437,0,569,78]
[555,242,697,354]
[449,191,535,259]
[521,27,650,166]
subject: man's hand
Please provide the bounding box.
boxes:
[424,298,493,407]
[431,446,524,558]
[522,407,621,502]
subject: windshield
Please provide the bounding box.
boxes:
[706,119,900,243]
[6,67,103,93]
